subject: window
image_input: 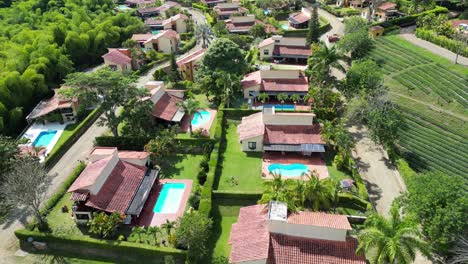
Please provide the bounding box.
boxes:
[75,213,90,220]
[248,142,256,150]
[263,49,269,55]
[275,39,280,43]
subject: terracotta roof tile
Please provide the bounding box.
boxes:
[151,93,182,121]
[118,151,150,159]
[259,37,275,48]
[241,70,262,89]
[287,211,352,230]
[264,124,324,145]
[176,48,206,66]
[237,112,264,140]
[261,75,309,92]
[85,160,147,214]
[267,234,366,264]
[289,12,310,24]
[102,49,132,65]
[132,34,153,43]
[378,2,397,10]
[68,156,114,192]
[273,45,312,57]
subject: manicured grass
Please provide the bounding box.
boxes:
[47,193,85,236]
[215,119,263,192]
[159,154,205,181]
[205,198,258,262]
[369,35,468,178]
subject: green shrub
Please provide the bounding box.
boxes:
[415,28,468,57]
[374,6,448,28]
[212,190,262,200]
[338,193,371,213]
[15,229,186,263]
[45,107,102,168]
[197,170,207,185]
[222,109,261,119]
[192,3,208,12]
[179,37,196,54]
[180,32,193,41]
[205,13,215,26]
[396,158,417,184]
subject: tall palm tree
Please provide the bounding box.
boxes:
[259,172,297,212]
[304,171,332,211]
[323,178,340,212]
[195,24,215,49]
[147,226,161,246]
[161,219,177,236]
[307,42,344,86]
[357,204,431,264]
[276,93,289,110]
[131,226,146,243]
[176,98,200,136]
[216,71,239,108]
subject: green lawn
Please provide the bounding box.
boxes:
[369,35,468,179]
[205,198,258,262]
[47,193,86,237]
[215,119,263,192]
[159,154,205,182]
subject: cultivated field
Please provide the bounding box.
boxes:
[369,35,468,179]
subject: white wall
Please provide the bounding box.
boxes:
[176,19,187,33]
[150,86,166,104]
[263,111,314,126]
[88,154,119,195]
[243,85,260,99]
[120,157,148,167]
[159,37,176,53]
[259,42,275,60]
[268,220,347,241]
[260,70,300,79]
[240,135,263,152]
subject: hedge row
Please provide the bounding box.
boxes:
[223,108,261,119]
[132,55,170,77]
[199,105,225,216]
[94,136,214,154]
[45,107,102,168]
[374,6,448,28]
[179,37,197,54]
[282,20,331,37]
[320,4,361,17]
[212,190,262,200]
[338,193,373,212]
[191,2,208,12]
[415,28,468,57]
[15,229,186,263]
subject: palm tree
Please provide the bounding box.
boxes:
[131,226,146,243]
[259,172,297,212]
[323,178,340,212]
[216,71,239,108]
[147,226,161,246]
[161,219,177,236]
[276,93,289,110]
[307,42,344,86]
[289,94,301,105]
[357,204,431,264]
[195,24,215,49]
[176,98,200,136]
[256,92,269,104]
[293,179,307,209]
[304,171,332,211]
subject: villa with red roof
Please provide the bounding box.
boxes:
[137,1,180,18]
[258,35,311,64]
[229,201,366,264]
[225,15,276,34]
[241,69,309,100]
[213,3,248,20]
[124,0,155,8]
[201,0,226,8]
[143,81,186,124]
[145,13,188,33]
[26,87,80,124]
[176,48,206,81]
[288,7,313,29]
[67,147,159,224]
[374,2,399,22]
[102,48,137,71]
[132,29,180,53]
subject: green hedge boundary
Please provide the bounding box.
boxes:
[212,190,262,200]
[320,4,361,17]
[415,28,468,57]
[179,37,197,54]
[15,229,186,263]
[373,6,448,28]
[282,19,331,37]
[45,107,102,168]
[191,3,208,12]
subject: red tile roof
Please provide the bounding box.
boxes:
[229,205,270,263]
[267,234,366,264]
[85,160,147,214]
[264,124,324,145]
[451,20,468,28]
[289,12,310,24]
[273,45,312,57]
[152,93,182,121]
[118,151,150,159]
[259,37,275,48]
[226,20,255,32]
[176,48,206,66]
[237,112,264,140]
[378,2,397,10]
[132,34,153,43]
[241,70,262,89]
[261,76,309,92]
[68,156,114,192]
[26,90,73,120]
[287,211,352,230]
[102,49,132,65]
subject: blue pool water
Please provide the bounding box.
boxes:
[153,183,186,214]
[32,130,57,147]
[117,5,131,10]
[281,24,288,30]
[268,163,310,177]
[151,30,160,35]
[265,104,295,110]
[191,110,211,126]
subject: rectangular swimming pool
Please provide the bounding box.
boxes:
[32,130,57,147]
[153,183,186,214]
[264,104,295,110]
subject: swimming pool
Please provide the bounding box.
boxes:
[32,130,57,147]
[268,163,310,177]
[153,183,186,214]
[152,30,160,35]
[191,110,211,127]
[281,24,288,30]
[117,5,131,10]
[265,104,295,110]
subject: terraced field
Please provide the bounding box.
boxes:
[369,35,468,179]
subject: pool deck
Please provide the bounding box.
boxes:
[19,121,70,162]
[180,108,217,136]
[136,179,193,227]
[261,152,329,180]
[252,101,311,111]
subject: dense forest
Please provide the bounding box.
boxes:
[0,0,145,135]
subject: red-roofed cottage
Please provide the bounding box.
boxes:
[201,0,227,8]
[176,48,206,81]
[229,201,366,264]
[225,15,276,34]
[145,13,188,33]
[288,7,313,29]
[102,48,137,71]
[375,2,399,22]
[135,29,180,53]
[67,147,158,224]
[237,107,325,153]
[241,69,309,100]
[144,81,186,124]
[26,87,80,124]
[259,35,311,64]
[137,1,180,18]
[213,2,248,20]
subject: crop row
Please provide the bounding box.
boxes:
[377,38,432,63]
[395,71,432,95]
[399,129,468,172]
[417,65,468,104]
[401,116,468,152]
[398,136,467,176]
[369,52,399,73]
[372,48,415,69]
[370,51,408,72]
[402,68,454,103]
[427,65,468,91]
[400,109,467,141]
[374,44,425,67]
[435,63,468,82]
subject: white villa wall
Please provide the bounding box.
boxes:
[267,220,347,241]
[263,111,314,126]
[260,70,300,79]
[240,135,263,152]
[176,19,187,33]
[243,85,261,99]
[259,42,275,60]
[120,157,149,167]
[159,37,176,53]
[88,154,119,195]
[278,37,307,46]
[150,86,166,104]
